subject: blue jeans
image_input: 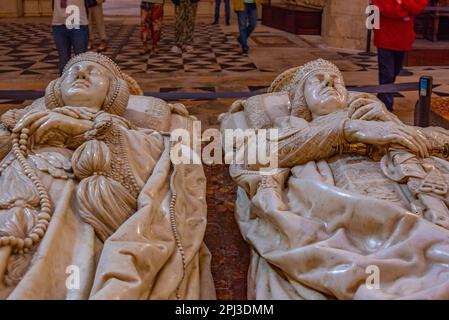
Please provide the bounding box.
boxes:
[236,3,257,53]
[52,25,89,74]
[377,48,405,111]
[214,0,231,24]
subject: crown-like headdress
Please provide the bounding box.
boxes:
[268,59,345,120]
[45,52,143,116]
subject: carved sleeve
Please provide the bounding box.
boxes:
[276,116,347,168]
[421,126,449,150]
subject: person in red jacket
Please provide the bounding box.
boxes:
[372,0,428,111]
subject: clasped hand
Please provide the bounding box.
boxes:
[14,106,96,146]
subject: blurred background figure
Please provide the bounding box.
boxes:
[52,0,89,74]
[171,0,199,53]
[140,0,165,55]
[213,0,231,25]
[234,0,259,55]
[373,0,428,111]
[87,0,107,52]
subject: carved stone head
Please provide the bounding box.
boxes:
[269,59,348,121]
[45,52,143,116]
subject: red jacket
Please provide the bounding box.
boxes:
[373,0,428,51]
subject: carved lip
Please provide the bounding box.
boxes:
[72,80,90,88]
[320,87,338,96]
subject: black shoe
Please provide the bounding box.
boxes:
[226,21,230,26]
[212,21,218,25]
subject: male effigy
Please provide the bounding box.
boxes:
[0,52,215,299]
[219,59,449,299]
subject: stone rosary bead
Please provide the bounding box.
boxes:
[0,124,54,254]
[30,233,40,243]
[38,213,51,221]
[24,238,33,248]
[9,236,17,247]
[16,238,24,249]
[0,237,9,246]
[34,228,45,237]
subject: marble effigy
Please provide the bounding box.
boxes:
[219,58,449,299]
[0,52,216,300]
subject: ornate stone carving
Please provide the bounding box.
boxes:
[0,53,215,300]
[220,58,449,300]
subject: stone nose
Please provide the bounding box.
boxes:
[75,69,88,80]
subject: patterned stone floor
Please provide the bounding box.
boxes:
[0,22,257,77]
[1,16,449,126]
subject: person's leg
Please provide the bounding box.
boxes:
[52,25,71,74]
[71,25,89,56]
[141,3,151,52]
[95,4,107,42]
[377,48,396,111]
[151,3,164,51]
[184,2,198,47]
[247,3,257,37]
[174,3,184,48]
[88,8,95,41]
[393,50,406,78]
[214,0,221,24]
[87,10,94,50]
[236,8,249,53]
[224,0,231,25]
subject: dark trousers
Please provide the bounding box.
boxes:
[377,48,405,111]
[236,3,257,53]
[214,0,231,24]
[52,25,89,75]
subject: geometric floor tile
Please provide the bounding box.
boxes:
[0,22,258,76]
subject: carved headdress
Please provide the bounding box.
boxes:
[45,52,143,116]
[268,58,345,121]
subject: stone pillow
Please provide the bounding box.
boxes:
[124,95,172,132]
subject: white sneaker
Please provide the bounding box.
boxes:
[185,45,194,53]
[170,45,182,54]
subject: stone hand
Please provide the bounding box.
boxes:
[15,110,93,145]
[348,96,400,123]
[52,106,98,121]
[345,120,431,158]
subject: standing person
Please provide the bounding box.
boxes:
[372,0,428,111]
[213,0,231,25]
[140,0,165,55]
[234,0,259,55]
[87,0,107,52]
[171,0,199,53]
[52,0,90,74]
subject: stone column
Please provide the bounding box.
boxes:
[322,0,372,51]
[0,0,24,17]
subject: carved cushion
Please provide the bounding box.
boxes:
[124,95,172,132]
[243,92,291,129]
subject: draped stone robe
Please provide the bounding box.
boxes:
[220,93,449,300]
[0,96,216,300]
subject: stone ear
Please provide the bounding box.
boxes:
[44,79,64,110]
[103,78,130,116]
